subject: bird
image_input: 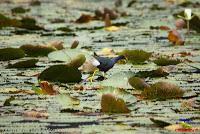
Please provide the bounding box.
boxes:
[87,52,126,82]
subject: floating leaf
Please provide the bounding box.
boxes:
[46,40,64,50]
[23,110,49,119]
[154,56,181,66]
[135,67,169,78]
[3,96,15,106]
[39,81,59,95]
[20,17,43,30]
[11,7,29,14]
[71,40,79,49]
[142,82,184,100]
[75,14,93,23]
[150,118,171,127]
[97,48,115,56]
[20,44,56,57]
[0,48,25,61]
[118,49,152,64]
[101,93,130,113]
[38,64,82,83]
[30,0,41,6]
[0,13,21,28]
[56,94,80,107]
[168,30,184,45]
[128,77,150,90]
[67,54,86,68]
[7,59,38,68]
[105,26,120,32]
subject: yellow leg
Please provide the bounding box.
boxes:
[87,69,99,83]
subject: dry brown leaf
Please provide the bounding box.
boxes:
[168,29,184,45]
[23,110,49,119]
[39,81,58,95]
[75,14,93,23]
[47,40,64,50]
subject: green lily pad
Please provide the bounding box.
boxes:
[154,57,181,66]
[0,13,21,28]
[11,7,30,14]
[118,49,152,64]
[0,48,25,61]
[67,54,86,68]
[142,82,184,100]
[7,59,39,68]
[20,44,56,57]
[48,48,90,62]
[38,64,82,83]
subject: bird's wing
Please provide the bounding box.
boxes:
[96,56,111,67]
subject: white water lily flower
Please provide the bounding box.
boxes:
[184,9,192,20]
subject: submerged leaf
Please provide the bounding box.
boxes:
[142,82,184,100]
[0,48,25,61]
[7,59,38,68]
[20,44,56,57]
[128,77,150,90]
[38,65,82,83]
[118,49,152,64]
[154,56,181,66]
[101,93,130,113]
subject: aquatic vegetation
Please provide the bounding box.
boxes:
[0,48,25,61]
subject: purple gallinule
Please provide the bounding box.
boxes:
[88,52,125,82]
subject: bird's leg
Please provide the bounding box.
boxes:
[87,69,99,83]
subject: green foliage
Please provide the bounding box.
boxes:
[119,49,152,64]
[154,57,181,66]
[7,59,38,68]
[11,7,29,14]
[0,48,25,61]
[67,54,86,68]
[20,44,56,57]
[38,65,82,83]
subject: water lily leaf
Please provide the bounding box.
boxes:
[135,67,169,78]
[0,13,21,28]
[105,26,120,32]
[101,72,134,89]
[19,17,43,30]
[56,94,80,108]
[142,82,184,100]
[38,64,82,83]
[67,54,86,68]
[48,48,90,62]
[150,118,171,127]
[11,6,30,14]
[46,40,64,50]
[20,44,56,57]
[30,0,41,6]
[0,48,25,61]
[128,77,150,90]
[7,59,38,68]
[3,96,15,106]
[101,93,130,113]
[98,87,136,104]
[154,56,181,66]
[23,110,49,119]
[118,49,152,64]
[168,30,184,46]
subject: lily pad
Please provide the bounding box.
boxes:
[7,59,38,68]
[101,93,130,113]
[67,54,86,68]
[142,82,184,100]
[0,48,25,61]
[135,67,169,78]
[11,7,29,14]
[118,49,152,64]
[154,57,181,66]
[20,44,56,57]
[48,48,90,62]
[128,77,150,90]
[38,64,82,83]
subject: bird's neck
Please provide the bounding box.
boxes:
[112,56,124,63]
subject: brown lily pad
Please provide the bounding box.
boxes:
[128,77,150,90]
[7,59,38,68]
